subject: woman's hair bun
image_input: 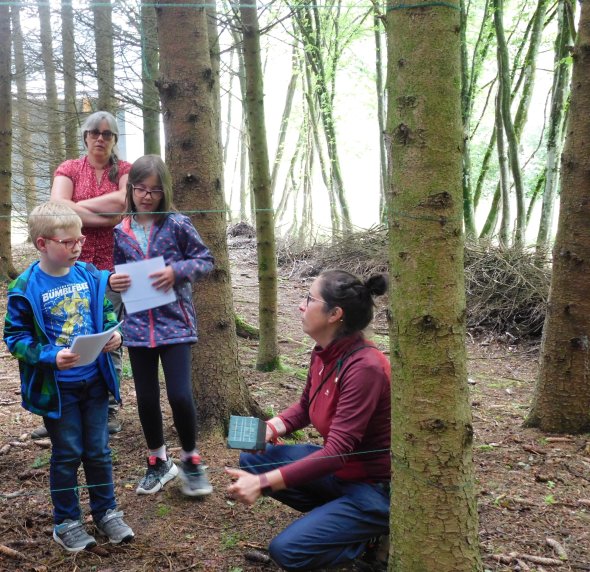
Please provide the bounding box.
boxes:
[364,274,388,297]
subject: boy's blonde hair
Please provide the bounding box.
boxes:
[29,202,82,245]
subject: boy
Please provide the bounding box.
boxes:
[3,202,134,552]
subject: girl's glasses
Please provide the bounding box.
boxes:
[132,186,164,199]
[44,235,86,250]
[86,129,115,141]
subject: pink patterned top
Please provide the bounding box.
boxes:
[54,156,132,271]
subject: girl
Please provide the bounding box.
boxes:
[109,155,214,497]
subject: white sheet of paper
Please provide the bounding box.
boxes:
[114,256,177,314]
[70,322,123,367]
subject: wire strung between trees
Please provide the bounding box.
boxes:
[0,445,475,506]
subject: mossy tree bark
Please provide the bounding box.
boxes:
[11,6,37,215]
[525,0,590,434]
[92,0,116,114]
[385,2,482,570]
[238,1,280,372]
[536,0,573,254]
[140,3,161,156]
[61,0,78,160]
[38,0,64,181]
[155,0,261,435]
[0,4,16,279]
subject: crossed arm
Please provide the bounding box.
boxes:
[51,174,128,228]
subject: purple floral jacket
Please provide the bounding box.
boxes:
[113,213,214,347]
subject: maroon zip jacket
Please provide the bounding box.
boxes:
[278,333,391,488]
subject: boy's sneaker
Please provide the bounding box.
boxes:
[136,455,178,494]
[96,509,135,544]
[178,455,213,497]
[53,519,97,553]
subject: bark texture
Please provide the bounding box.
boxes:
[385,2,482,570]
[155,1,260,435]
[0,4,16,278]
[239,2,280,371]
[525,1,590,434]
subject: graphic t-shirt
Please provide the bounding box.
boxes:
[29,265,100,382]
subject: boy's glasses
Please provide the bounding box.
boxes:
[132,186,164,199]
[86,129,115,141]
[44,235,86,250]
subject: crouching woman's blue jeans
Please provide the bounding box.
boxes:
[43,377,116,525]
[240,444,390,571]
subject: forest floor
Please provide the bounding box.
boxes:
[0,238,589,572]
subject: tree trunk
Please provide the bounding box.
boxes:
[155,0,261,435]
[291,1,352,235]
[238,2,280,371]
[374,13,388,225]
[536,0,573,253]
[92,0,116,113]
[11,5,37,214]
[460,0,476,239]
[496,88,511,246]
[494,0,526,246]
[61,0,78,160]
[0,3,16,279]
[524,0,590,434]
[385,3,482,571]
[141,2,161,155]
[38,0,64,181]
[270,45,299,198]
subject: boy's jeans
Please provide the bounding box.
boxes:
[240,444,390,571]
[43,377,116,524]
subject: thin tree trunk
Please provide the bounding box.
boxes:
[495,89,511,246]
[11,6,36,214]
[92,0,115,113]
[0,3,16,278]
[141,3,160,155]
[374,13,388,224]
[61,0,78,159]
[494,0,526,246]
[270,45,299,198]
[238,1,280,371]
[38,0,64,181]
[460,0,476,238]
[385,3,482,569]
[291,1,352,235]
[525,0,590,433]
[155,0,260,434]
[479,184,500,239]
[536,0,573,253]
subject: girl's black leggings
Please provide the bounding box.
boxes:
[127,343,197,452]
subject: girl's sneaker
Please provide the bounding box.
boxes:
[53,519,97,552]
[178,455,213,497]
[136,455,178,494]
[96,509,135,544]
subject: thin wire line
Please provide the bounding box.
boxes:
[0,446,475,500]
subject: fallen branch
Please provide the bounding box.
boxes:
[0,543,31,561]
[0,444,10,455]
[516,553,564,566]
[545,437,573,443]
[546,538,568,561]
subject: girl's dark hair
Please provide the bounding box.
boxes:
[318,270,388,335]
[126,154,173,221]
[80,111,121,183]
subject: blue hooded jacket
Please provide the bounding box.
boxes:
[3,261,120,419]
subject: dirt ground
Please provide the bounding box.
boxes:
[0,240,589,572]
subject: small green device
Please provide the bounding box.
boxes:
[227,415,266,450]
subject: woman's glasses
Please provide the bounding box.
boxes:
[44,236,86,250]
[306,293,328,307]
[86,129,115,141]
[132,185,165,199]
